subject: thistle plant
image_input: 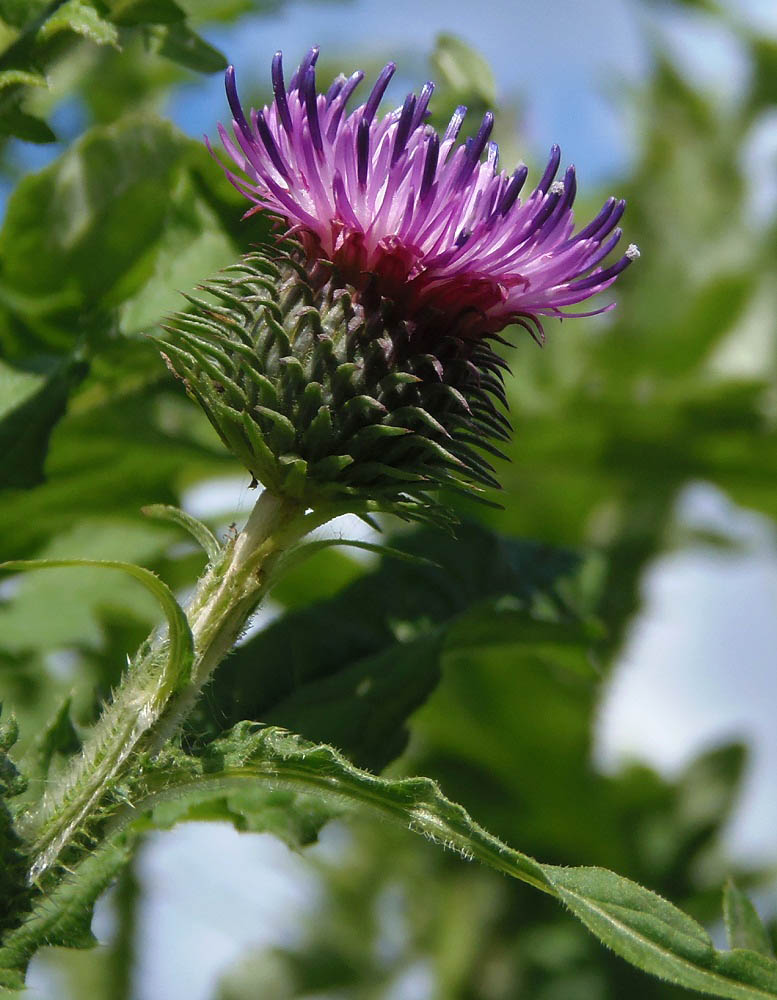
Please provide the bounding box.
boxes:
[2,42,776,1000]
[165,49,638,522]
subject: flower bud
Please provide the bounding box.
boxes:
[161,241,509,522]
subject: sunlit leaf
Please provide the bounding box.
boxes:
[0,117,186,327]
[0,117,235,359]
[38,0,119,46]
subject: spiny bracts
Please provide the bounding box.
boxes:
[160,242,511,522]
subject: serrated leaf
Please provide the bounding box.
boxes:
[0,356,87,489]
[0,706,30,939]
[38,0,119,46]
[724,881,775,958]
[127,727,777,1000]
[551,866,777,1000]
[0,834,133,984]
[145,779,333,851]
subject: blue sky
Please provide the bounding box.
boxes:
[179,0,647,183]
[5,0,758,193]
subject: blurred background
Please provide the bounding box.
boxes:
[1,0,776,997]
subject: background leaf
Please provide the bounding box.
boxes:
[724,882,775,958]
[117,727,777,1000]
[191,523,594,771]
[0,356,86,489]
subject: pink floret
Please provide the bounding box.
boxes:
[211,47,638,340]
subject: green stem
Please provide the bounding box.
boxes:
[19,489,317,884]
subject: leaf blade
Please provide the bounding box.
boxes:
[124,727,777,1000]
[141,503,221,562]
[0,558,193,690]
[725,881,775,958]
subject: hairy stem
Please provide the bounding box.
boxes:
[19,489,314,884]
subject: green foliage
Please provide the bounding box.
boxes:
[0,4,775,998]
[141,502,222,561]
[0,0,227,143]
[115,727,777,1000]
[0,711,30,942]
[0,835,133,990]
[0,116,229,349]
[0,556,195,691]
[109,0,186,26]
[747,36,777,114]
[37,1,119,47]
[431,33,497,110]
[153,22,228,73]
[0,113,238,504]
[27,697,81,786]
[193,522,592,771]
[0,356,86,488]
[724,883,775,959]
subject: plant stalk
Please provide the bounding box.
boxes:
[19,489,314,884]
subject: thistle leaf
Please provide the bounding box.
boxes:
[123,727,777,1000]
[0,559,194,691]
[0,835,133,987]
[141,504,222,563]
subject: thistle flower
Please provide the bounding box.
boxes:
[162,48,637,522]
[211,47,639,342]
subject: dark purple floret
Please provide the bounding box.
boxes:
[364,62,396,123]
[210,48,639,338]
[420,133,439,201]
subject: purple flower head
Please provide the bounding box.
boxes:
[211,47,638,341]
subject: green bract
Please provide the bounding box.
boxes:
[159,242,510,522]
